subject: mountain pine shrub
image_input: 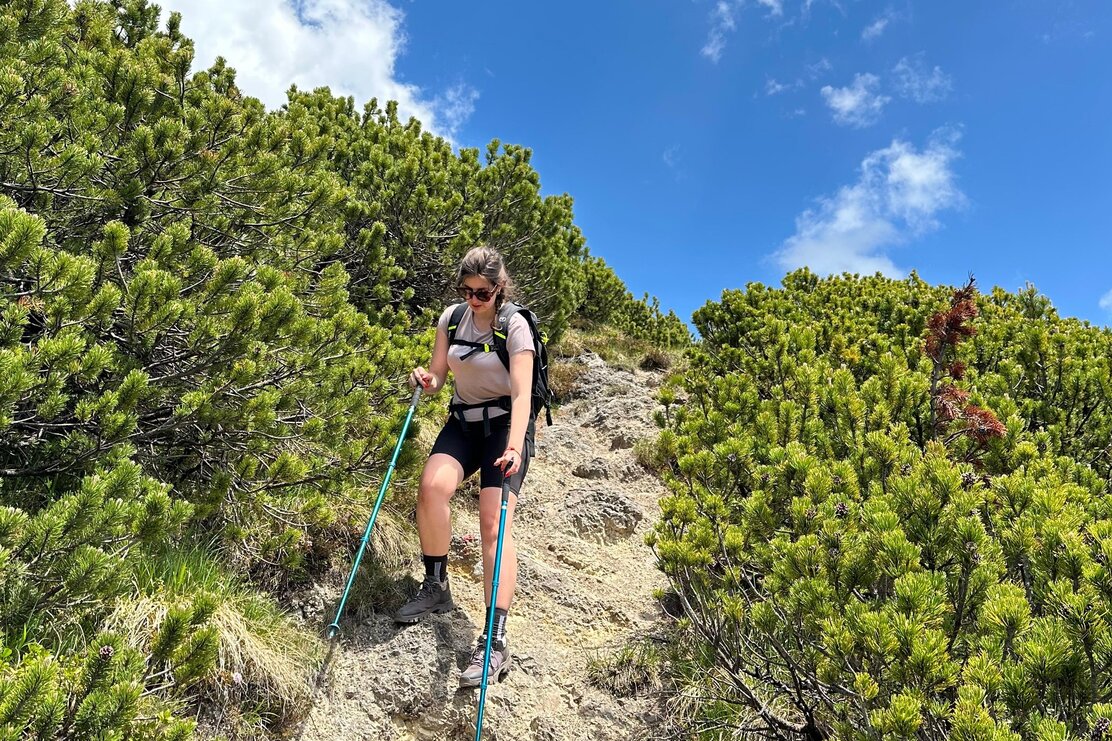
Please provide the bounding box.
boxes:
[0,0,689,735]
[652,270,1112,740]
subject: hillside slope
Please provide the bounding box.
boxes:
[297,351,671,740]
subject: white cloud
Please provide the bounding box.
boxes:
[893,54,954,103]
[807,58,833,78]
[773,128,966,276]
[756,0,784,16]
[435,83,480,136]
[1100,289,1112,312]
[702,1,737,63]
[861,16,889,40]
[701,0,782,63]
[821,73,890,127]
[766,77,800,95]
[157,0,475,139]
[663,145,680,169]
[861,7,904,41]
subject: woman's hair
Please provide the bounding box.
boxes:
[456,246,515,309]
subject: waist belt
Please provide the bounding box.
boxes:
[448,396,535,454]
[449,396,512,436]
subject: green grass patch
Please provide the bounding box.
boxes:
[586,636,666,698]
[105,545,323,732]
[553,320,687,373]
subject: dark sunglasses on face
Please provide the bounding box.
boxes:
[458,285,497,302]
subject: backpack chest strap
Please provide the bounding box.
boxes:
[450,337,495,361]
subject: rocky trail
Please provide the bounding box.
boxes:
[295,352,673,741]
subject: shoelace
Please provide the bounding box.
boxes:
[417,578,443,599]
[471,638,504,665]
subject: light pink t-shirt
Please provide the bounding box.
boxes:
[438,304,535,421]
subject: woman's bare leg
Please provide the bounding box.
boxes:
[477,486,517,609]
[416,453,464,556]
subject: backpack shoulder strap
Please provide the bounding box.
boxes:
[446,302,468,344]
[492,302,526,370]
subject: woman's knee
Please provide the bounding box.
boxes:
[478,497,514,544]
[417,455,462,506]
[478,514,500,544]
[417,477,454,507]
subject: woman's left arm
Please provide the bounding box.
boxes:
[495,349,534,476]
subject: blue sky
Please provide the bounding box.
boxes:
[162,0,1111,327]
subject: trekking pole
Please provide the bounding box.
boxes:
[327,386,423,639]
[474,477,512,740]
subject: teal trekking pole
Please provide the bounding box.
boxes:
[328,386,422,639]
[474,477,513,740]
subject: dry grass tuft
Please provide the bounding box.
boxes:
[106,547,322,720]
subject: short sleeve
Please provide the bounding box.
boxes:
[437,304,458,334]
[505,313,535,356]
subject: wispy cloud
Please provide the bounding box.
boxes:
[821,73,890,127]
[861,16,890,40]
[702,1,738,63]
[893,54,954,103]
[766,77,802,95]
[158,0,475,139]
[756,0,784,16]
[861,7,904,41]
[807,58,833,79]
[701,0,783,63]
[1100,289,1112,313]
[773,128,966,276]
[662,144,688,182]
[435,83,480,136]
[663,145,681,169]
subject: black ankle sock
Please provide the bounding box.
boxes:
[423,554,448,584]
[491,607,508,644]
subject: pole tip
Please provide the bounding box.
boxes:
[327,623,340,639]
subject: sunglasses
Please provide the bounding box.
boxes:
[457,285,498,302]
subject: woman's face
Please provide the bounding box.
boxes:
[458,275,499,307]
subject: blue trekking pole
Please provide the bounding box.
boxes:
[474,477,513,740]
[328,386,422,639]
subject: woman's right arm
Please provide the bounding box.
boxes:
[410,324,450,392]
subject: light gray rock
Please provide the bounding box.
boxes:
[367,622,456,719]
[572,457,610,480]
[561,488,644,543]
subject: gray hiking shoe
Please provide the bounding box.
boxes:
[394,577,453,623]
[459,636,511,688]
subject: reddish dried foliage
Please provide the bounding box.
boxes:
[925,297,979,363]
[962,405,1007,444]
[926,278,1005,447]
[936,385,970,423]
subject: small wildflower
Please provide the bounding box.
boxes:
[232,671,243,686]
[835,502,849,519]
[99,645,114,661]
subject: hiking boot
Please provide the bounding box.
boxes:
[393,577,453,623]
[459,636,511,688]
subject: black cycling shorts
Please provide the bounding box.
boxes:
[430,414,532,495]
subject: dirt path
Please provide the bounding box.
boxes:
[296,352,671,740]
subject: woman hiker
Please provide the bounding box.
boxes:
[395,246,535,688]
